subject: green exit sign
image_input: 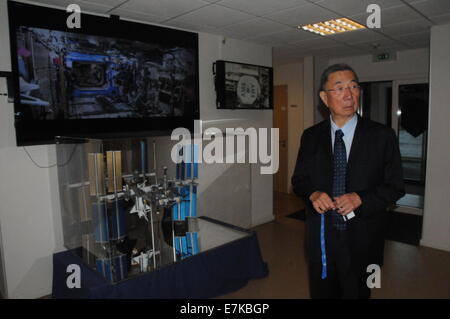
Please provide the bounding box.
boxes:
[373,52,397,63]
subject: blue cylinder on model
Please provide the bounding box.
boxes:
[96,253,128,283]
[109,199,125,241]
[92,201,109,243]
[92,199,125,243]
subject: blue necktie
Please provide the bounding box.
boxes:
[320,129,348,279]
[320,213,327,279]
[331,129,347,231]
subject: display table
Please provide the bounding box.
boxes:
[52,219,268,299]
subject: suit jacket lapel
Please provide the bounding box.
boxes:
[347,115,366,179]
[319,119,333,194]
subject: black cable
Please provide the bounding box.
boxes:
[23,143,79,168]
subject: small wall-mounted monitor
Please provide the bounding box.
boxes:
[214,60,273,110]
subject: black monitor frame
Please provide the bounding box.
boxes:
[8,1,199,146]
[214,60,273,110]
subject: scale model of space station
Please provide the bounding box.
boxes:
[56,137,200,283]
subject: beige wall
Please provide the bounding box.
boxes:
[303,56,315,131]
[421,24,450,252]
[274,61,304,193]
[329,48,430,83]
[198,35,273,228]
[313,48,430,123]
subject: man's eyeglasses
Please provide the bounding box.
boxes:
[324,85,361,95]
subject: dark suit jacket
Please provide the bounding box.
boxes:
[291,115,405,267]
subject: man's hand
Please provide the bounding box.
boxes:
[334,192,362,216]
[309,191,335,214]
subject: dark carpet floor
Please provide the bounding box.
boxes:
[287,209,305,221]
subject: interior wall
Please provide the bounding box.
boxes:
[274,61,304,194]
[0,0,272,298]
[303,56,315,131]
[328,48,429,82]
[313,48,430,124]
[313,56,329,124]
[0,0,10,298]
[199,35,273,227]
[0,0,65,299]
[421,23,450,252]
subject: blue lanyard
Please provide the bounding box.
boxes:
[320,213,327,279]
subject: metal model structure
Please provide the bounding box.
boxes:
[56,137,199,283]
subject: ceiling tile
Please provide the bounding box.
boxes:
[349,4,428,26]
[32,0,439,63]
[353,37,408,52]
[221,18,292,38]
[108,8,167,23]
[314,0,402,17]
[273,43,368,61]
[81,0,126,7]
[33,0,115,13]
[264,3,337,27]
[429,13,450,24]
[405,0,450,18]
[166,4,255,28]
[304,46,364,57]
[215,0,309,16]
[245,28,318,45]
[394,31,430,45]
[327,28,391,44]
[323,46,368,57]
[377,19,432,37]
[290,37,343,49]
[115,0,209,20]
[33,0,79,8]
[162,20,220,34]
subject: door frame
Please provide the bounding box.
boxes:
[273,85,288,194]
[392,78,428,216]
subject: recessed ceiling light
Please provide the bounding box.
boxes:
[298,17,365,36]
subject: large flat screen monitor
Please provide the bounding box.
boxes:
[8,1,199,146]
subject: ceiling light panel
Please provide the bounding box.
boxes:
[298,17,365,36]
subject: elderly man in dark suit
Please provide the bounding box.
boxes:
[292,63,405,299]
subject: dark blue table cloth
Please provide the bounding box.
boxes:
[52,228,268,299]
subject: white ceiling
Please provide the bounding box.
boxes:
[30,0,450,64]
